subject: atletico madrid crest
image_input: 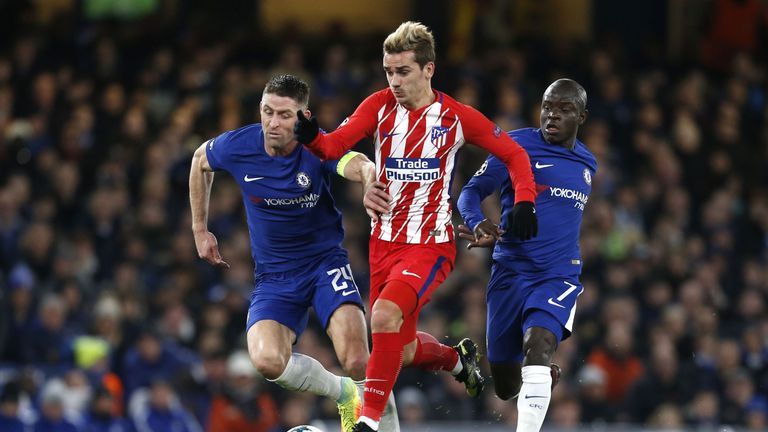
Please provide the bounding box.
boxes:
[430,126,449,148]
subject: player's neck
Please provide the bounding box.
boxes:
[403,88,436,111]
[562,137,577,151]
[548,136,576,151]
[265,141,298,157]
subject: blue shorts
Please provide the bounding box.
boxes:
[246,250,364,339]
[486,261,583,364]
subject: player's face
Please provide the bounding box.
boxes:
[540,90,585,145]
[383,51,434,109]
[260,93,306,151]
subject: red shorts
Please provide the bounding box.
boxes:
[369,237,456,342]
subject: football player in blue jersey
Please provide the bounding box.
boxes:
[457,79,597,432]
[189,74,397,432]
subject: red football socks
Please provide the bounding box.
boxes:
[410,330,459,372]
[361,332,403,421]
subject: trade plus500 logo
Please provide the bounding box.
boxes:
[385,157,441,182]
[249,193,320,208]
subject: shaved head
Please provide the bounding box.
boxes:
[544,79,587,113]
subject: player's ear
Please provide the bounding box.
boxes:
[578,109,588,125]
[302,109,311,119]
[423,62,435,79]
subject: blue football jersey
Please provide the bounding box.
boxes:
[458,128,598,276]
[205,123,345,273]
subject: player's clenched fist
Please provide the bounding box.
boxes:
[193,230,230,269]
[509,201,538,241]
[294,110,320,144]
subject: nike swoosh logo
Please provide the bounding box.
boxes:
[525,395,548,399]
[341,289,356,296]
[401,269,421,279]
[382,132,401,139]
[535,162,554,169]
[244,175,264,182]
[547,298,566,308]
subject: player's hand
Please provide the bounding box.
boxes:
[363,181,391,223]
[193,230,230,269]
[508,201,538,241]
[458,220,503,249]
[294,110,320,144]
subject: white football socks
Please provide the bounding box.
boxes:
[270,353,342,400]
[516,365,552,432]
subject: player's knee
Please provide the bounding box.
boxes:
[249,350,288,380]
[342,355,367,381]
[370,301,403,333]
[522,336,556,366]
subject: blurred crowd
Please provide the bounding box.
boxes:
[1,1,768,431]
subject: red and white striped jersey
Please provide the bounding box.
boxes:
[305,89,536,244]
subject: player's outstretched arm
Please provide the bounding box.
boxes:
[462,108,538,240]
[294,92,382,160]
[189,142,229,269]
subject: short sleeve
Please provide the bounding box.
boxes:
[204,130,236,172]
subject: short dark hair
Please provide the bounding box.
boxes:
[263,74,309,109]
[546,78,587,112]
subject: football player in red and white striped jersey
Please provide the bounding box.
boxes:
[295,21,538,432]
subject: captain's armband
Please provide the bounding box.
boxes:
[336,151,363,178]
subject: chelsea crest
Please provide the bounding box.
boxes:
[296,172,311,189]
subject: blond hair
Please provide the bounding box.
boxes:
[383,21,436,68]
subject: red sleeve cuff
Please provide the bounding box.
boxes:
[305,133,343,160]
[513,189,537,204]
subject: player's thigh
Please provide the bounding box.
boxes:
[486,263,528,364]
[327,304,368,352]
[385,241,455,310]
[523,275,584,340]
[311,252,365,330]
[247,271,313,340]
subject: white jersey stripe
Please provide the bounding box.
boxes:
[564,285,584,331]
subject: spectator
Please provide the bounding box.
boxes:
[0,382,26,432]
[81,387,132,432]
[577,365,612,423]
[33,381,78,432]
[586,321,644,402]
[121,328,198,397]
[129,380,201,432]
[624,338,697,422]
[396,387,428,425]
[207,350,278,432]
